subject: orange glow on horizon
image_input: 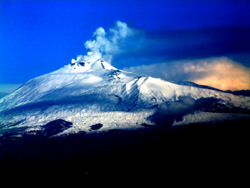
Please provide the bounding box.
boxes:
[189,59,250,91]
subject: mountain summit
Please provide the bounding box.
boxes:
[66,59,116,73]
[0,59,250,137]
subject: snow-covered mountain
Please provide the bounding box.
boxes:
[1,59,250,138]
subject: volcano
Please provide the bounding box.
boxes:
[1,59,250,138]
[1,59,250,184]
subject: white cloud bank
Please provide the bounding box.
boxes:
[124,57,250,91]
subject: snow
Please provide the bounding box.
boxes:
[1,59,250,136]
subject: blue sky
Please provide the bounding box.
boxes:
[0,0,250,91]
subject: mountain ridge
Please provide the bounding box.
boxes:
[1,59,250,137]
[178,81,250,97]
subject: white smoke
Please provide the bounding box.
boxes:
[72,21,134,64]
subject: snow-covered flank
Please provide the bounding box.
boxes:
[0,59,250,136]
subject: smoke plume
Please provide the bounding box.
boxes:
[72,21,135,64]
[71,21,250,91]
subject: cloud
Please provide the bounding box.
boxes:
[149,96,249,126]
[124,57,250,91]
[112,25,250,68]
[71,21,250,91]
[149,96,196,126]
[185,58,250,91]
[72,21,138,64]
[72,21,250,67]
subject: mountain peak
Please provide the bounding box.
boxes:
[55,59,116,74]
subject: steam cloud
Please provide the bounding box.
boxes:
[72,21,250,91]
[72,21,135,64]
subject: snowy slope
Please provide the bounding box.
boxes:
[1,59,250,136]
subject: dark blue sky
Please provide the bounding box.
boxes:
[1,0,250,84]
